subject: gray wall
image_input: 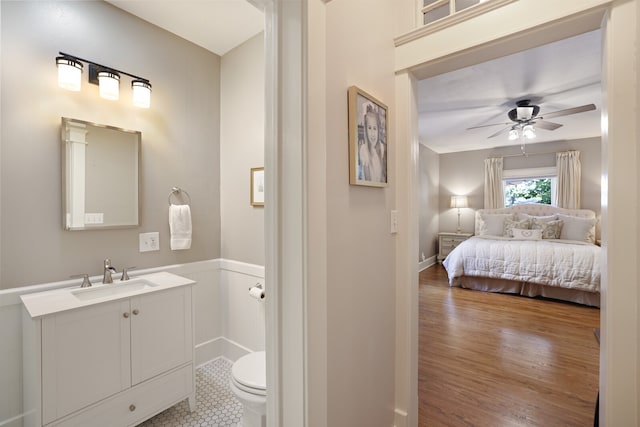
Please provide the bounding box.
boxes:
[220,33,265,265]
[1,1,221,288]
[419,144,439,261]
[438,137,601,234]
[319,0,399,424]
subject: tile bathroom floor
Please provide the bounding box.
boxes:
[138,358,242,427]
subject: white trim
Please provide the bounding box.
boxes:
[393,408,408,427]
[418,256,436,272]
[398,0,517,46]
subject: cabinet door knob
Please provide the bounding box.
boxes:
[132,309,139,315]
[129,404,136,412]
[123,312,129,318]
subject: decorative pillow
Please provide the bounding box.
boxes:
[519,213,558,223]
[479,213,515,236]
[503,218,531,237]
[557,214,597,243]
[531,218,563,239]
[512,228,543,240]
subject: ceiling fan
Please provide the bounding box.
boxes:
[468,99,596,139]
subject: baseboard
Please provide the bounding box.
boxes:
[418,255,437,272]
[195,336,255,367]
[394,408,408,427]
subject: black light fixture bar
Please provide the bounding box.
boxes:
[58,52,150,84]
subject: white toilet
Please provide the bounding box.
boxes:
[230,351,266,427]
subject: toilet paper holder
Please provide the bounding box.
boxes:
[249,283,263,291]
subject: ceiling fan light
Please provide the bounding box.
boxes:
[508,129,519,140]
[517,106,534,120]
[523,124,536,139]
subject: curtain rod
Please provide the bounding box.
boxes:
[489,149,578,159]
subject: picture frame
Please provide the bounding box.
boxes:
[250,167,265,206]
[348,86,388,187]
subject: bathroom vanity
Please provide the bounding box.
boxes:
[21,272,196,427]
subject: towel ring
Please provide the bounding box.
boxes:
[168,187,191,206]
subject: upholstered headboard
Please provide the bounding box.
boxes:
[474,203,597,235]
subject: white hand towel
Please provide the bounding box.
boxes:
[169,204,192,250]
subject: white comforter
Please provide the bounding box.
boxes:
[443,236,601,293]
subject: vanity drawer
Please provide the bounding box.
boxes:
[49,364,193,427]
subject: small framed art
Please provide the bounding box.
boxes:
[250,167,265,206]
[347,86,388,187]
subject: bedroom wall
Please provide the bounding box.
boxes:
[419,144,439,265]
[438,137,601,234]
[0,1,221,289]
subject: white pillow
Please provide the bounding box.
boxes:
[512,228,543,240]
[479,213,514,236]
[519,213,557,223]
[503,218,531,237]
[557,214,596,243]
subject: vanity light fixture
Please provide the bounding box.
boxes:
[97,71,120,101]
[132,80,152,109]
[55,52,152,108]
[56,56,83,91]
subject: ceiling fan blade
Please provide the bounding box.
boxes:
[534,120,563,131]
[487,126,511,138]
[539,103,596,120]
[467,122,510,130]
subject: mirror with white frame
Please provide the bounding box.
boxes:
[61,117,141,230]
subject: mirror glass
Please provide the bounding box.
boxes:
[61,117,141,230]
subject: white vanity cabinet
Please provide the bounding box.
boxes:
[22,273,195,427]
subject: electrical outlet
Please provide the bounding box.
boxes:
[139,232,160,252]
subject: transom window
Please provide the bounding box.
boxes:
[503,167,557,207]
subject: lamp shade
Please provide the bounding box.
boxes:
[132,80,151,108]
[450,195,468,209]
[56,57,83,91]
[98,71,120,100]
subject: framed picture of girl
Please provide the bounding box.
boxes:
[347,86,388,187]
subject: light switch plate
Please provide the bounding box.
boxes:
[139,232,160,252]
[390,210,398,234]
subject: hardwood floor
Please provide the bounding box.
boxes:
[419,264,600,427]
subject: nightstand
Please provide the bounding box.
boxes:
[437,232,473,263]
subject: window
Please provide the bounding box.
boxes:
[503,167,557,207]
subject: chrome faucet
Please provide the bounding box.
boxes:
[103,259,118,284]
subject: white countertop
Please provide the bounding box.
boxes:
[20,271,196,318]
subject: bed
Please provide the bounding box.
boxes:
[442,203,601,307]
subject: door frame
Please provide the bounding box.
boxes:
[395,1,638,426]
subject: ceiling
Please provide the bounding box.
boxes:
[418,29,602,154]
[105,2,600,155]
[106,0,264,56]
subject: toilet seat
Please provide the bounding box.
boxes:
[232,351,266,396]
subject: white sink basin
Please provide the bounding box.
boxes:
[71,279,158,301]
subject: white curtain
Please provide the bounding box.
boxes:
[484,157,504,209]
[556,150,581,209]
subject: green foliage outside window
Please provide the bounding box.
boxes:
[504,178,552,206]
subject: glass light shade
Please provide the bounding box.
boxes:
[523,124,536,139]
[132,80,151,108]
[98,71,120,100]
[56,57,83,91]
[450,195,468,208]
[508,129,519,140]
